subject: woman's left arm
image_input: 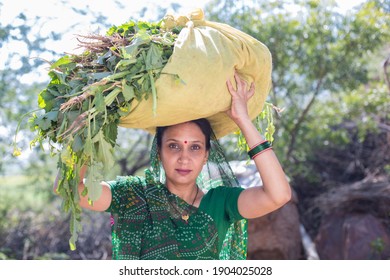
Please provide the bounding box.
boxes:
[226,72,292,219]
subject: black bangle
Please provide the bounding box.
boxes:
[248,141,272,159]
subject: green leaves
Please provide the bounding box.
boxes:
[85,162,104,202]
[95,131,115,173]
[122,79,135,102]
[16,17,180,250]
[145,43,163,70]
[92,91,105,113]
[37,110,58,131]
[50,55,73,70]
[38,88,56,111]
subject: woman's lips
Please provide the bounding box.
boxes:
[175,169,192,175]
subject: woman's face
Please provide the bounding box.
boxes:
[159,122,209,188]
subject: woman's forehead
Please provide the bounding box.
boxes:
[162,122,205,141]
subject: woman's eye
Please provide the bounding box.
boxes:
[168,143,179,150]
[191,145,201,150]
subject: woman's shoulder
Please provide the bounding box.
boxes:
[203,186,245,202]
[107,175,146,190]
[108,169,162,194]
[109,168,158,186]
[206,185,245,194]
[112,174,146,184]
[200,186,245,222]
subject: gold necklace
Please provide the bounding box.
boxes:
[181,185,199,223]
[170,185,199,223]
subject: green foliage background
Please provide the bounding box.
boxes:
[0,0,389,259]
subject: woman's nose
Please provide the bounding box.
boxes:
[178,149,190,163]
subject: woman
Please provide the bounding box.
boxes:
[57,73,291,260]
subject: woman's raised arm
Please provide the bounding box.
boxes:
[226,73,292,219]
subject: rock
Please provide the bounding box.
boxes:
[311,178,390,259]
[246,193,302,259]
[315,213,390,259]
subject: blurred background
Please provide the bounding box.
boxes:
[0,0,389,260]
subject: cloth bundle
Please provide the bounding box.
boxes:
[119,8,272,138]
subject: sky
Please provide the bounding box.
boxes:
[1,0,366,50]
[0,0,213,82]
[0,0,366,83]
[0,0,211,52]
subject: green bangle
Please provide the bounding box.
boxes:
[248,141,272,159]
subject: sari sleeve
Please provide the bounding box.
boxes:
[221,186,245,223]
[104,175,146,214]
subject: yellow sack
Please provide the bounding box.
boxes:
[119,8,272,139]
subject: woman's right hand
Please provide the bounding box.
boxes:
[225,71,255,125]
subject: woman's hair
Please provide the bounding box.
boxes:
[156,118,212,150]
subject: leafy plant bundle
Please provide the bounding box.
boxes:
[16,18,185,250]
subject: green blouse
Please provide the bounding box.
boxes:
[105,170,246,260]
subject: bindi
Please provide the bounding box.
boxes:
[184,141,188,144]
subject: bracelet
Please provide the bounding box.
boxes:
[251,146,272,159]
[249,140,268,150]
[248,140,272,159]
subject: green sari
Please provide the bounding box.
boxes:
[106,169,247,260]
